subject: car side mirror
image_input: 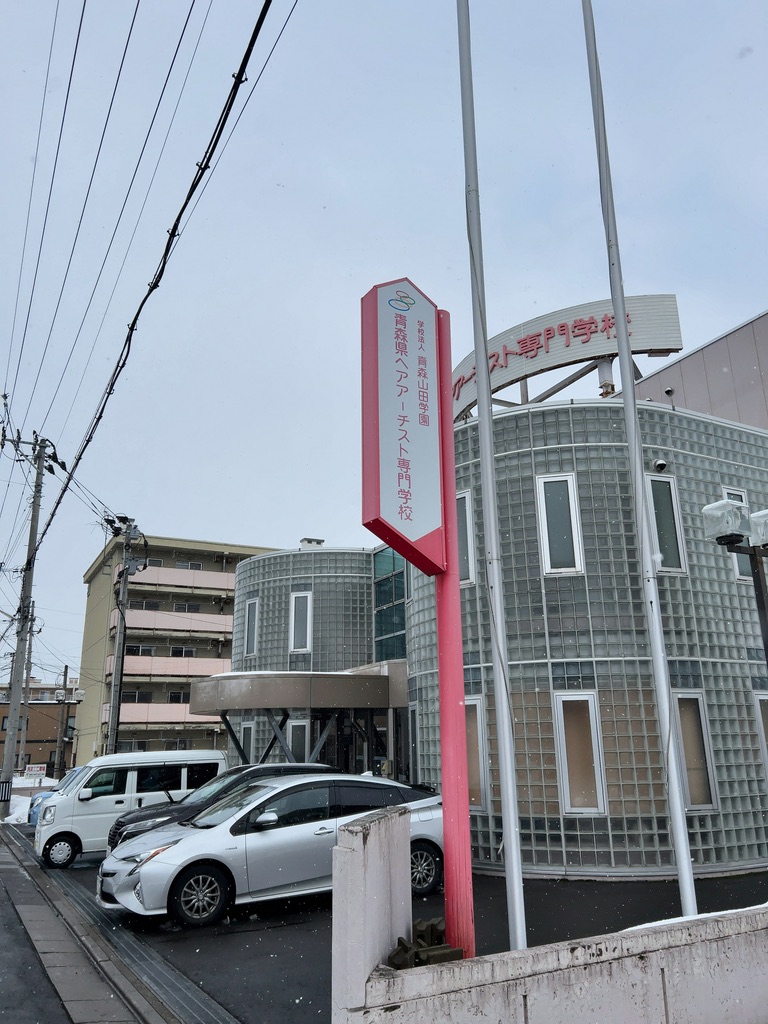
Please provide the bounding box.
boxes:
[78,788,93,801]
[254,811,278,829]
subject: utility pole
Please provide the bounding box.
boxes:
[105,518,141,755]
[0,438,47,818]
[54,665,69,779]
[16,600,35,771]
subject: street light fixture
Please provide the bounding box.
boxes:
[702,499,768,666]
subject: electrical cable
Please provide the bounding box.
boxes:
[33,0,276,558]
[176,0,298,241]
[4,0,61,395]
[7,1,87,413]
[38,0,205,439]
[19,1,143,435]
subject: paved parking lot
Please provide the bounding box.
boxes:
[13,823,768,1024]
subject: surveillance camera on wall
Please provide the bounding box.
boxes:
[653,458,667,472]
[664,386,675,397]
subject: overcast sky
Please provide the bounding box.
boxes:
[0,0,766,686]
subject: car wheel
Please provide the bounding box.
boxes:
[42,833,80,869]
[168,864,231,927]
[410,841,443,896]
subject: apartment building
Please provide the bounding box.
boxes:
[76,535,273,761]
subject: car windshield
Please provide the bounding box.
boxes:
[179,765,251,806]
[190,782,276,829]
[55,766,88,795]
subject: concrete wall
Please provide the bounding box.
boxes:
[332,808,768,1024]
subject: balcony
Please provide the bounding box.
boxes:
[110,608,233,635]
[101,702,220,727]
[106,655,230,682]
[117,564,236,594]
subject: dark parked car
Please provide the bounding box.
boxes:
[106,762,336,851]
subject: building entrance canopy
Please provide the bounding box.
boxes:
[190,669,407,769]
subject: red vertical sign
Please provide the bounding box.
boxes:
[362,280,476,958]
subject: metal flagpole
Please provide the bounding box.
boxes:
[581,0,697,917]
[456,0,527,949]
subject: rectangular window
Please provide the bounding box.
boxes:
[649,476,686,572]
[170,646,196,658]
[129,599,160,611]
[241,724,253,763]
[537,474,584,573]
[125,645,155,657]
[288,720,310,762]
[175,560,203,570]
[409,703,419,785]
[457,491,475,583]
[168,690,191,704]
[554,692,606,813]
[146,558,163,567]
[724,487,752,579]
[754,693,768,772]
[245,599,258,657]
[290,593,312,653]
[675,694,716,808]
[174,602,201,613]
[465,697,487,810]
[121,690,153,704]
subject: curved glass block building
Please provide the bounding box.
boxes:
[408,396,768,878]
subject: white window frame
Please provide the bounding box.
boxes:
[672,691,718,810]
[723,486,752,580]
[408,702,420,785]
[245,598,259,657]
[647,474,688,574]
[553,691,607,814]
[464,696,488,811]
[288,719,310,762]
[289,592,313,653]
[456,490,476,584]
[536,473,584,575]
[753,692,768,775]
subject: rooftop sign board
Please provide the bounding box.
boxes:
[361,278,445,575]
[452,293,683,419]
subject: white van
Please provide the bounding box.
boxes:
[34,750,229,868]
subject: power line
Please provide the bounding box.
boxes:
[19,1,143,435]
[7,1,87,413]
[38,0,204,439]
[34,0,277,558]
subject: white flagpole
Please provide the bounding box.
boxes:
[456,0,527,949]
[581,0,697,917]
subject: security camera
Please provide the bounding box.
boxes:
[653,458,667,472]
[664,387,675,397]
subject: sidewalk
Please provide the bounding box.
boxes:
[0,825,178,1024]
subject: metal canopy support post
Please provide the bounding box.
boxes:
[310,712,341,763]
[220,712,249,764]
[456,0,527,951]
[264,709,295,761]
[581,0,697,917]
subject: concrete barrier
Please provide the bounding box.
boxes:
[331,808,768,1024]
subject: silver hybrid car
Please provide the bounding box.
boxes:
[96,773,443,926]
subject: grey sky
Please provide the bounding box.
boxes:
[0,1,766,684]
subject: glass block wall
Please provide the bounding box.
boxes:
[407,400,768,877]
[232,547,374,673]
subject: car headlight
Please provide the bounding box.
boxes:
[41,804,56,824]
[124,841,181,876]
[129,815,172,832]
